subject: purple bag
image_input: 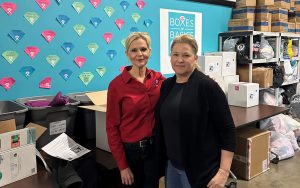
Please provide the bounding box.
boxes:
[48,92,70,106]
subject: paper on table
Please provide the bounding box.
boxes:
[42,133,90,161]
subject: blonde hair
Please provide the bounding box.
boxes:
[125,32,151,52]
[171,34,200,70]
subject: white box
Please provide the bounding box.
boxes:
[223,75,240,97]
[228,82,259,107]
[0,128,35,152]
[0,144,37,187]
[205,52,237,76]
[198,56,222,77]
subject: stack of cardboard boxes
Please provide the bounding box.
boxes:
[229,0,299,33]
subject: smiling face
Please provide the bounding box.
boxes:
[170,42,198,77]
[126,38,151,69]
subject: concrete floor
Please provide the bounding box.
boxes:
[236,149,300,188]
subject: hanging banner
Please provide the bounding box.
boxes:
[160,9,202,74]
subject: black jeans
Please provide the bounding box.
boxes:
[123,138,156,188]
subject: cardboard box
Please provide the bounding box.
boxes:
[296,22,300,33]
[223,75,240,97]
[289,22,296,32]
[295,0,300,11]
[295,11,300,22]
[272,0,291,10]
[291,0,295,11]
[228,82,259,107]
[0,127,35,152]
[198,55,222,77]
[257,0,275,6]
[0,120,37,187]
[271,21,288,32]
[255,7,271,20]
[255,20,270,31]
[79,91,110,152]
[232,7,255,20]
[231,126,270,180]
[228,19,254,32]
[237,66,274,88]
[270,8,288,21]
[205,52,237,76]
[0,144,36,187]
[236,0,256,8]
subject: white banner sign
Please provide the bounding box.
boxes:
[160,9,202,74]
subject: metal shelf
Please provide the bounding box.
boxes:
[281,79,299,86]
[280,32,300,38]
[219,31,280,37]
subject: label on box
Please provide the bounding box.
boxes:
[225,59,231,67]
[49,120,66,135]
[235,85,240,91]
[262,159,268,171]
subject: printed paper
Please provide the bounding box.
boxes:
[24,46,40,59]
[90,17,101,28]
[59,69,73,81]
[106,50,117,60]
[42,133,90,161]
[132,12,141,23]
[90,0,101,8]
[120,1,129,12]
[96,67,106,77]
[42,30,56,43]
[1,2,17,16]
[24,12,39,25]
[115,19,125,30]
[39,77,52,89]
[46,55,60,67]
[19,66,35,79]
[61,42,74,54]
[9,30,25,43]
[36,0,50,11]
[79,72,94,86]
[73,24,85,36]
[74,56,86,68]
[56,15,70,26]
[72,1,84,14]
[103,33,113,44]
[104,6,114,17]
[136,0,145,10]
[87,43,99,54]
[144,19,153,28]
[2,51,18,64]
[0,77,15,91]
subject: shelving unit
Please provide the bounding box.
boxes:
[219,31,300,105]
[219,31,280,82]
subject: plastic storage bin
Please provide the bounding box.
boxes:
[0,101,28,129]
[16,96,80,149]
[66,92,96,141]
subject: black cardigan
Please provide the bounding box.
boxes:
[155,69,236,188]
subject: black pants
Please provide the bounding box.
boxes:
[123,141,156,188]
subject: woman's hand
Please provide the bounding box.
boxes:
[207,168,229,188]
[120,168,134,185]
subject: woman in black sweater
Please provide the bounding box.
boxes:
[155,34,236,188]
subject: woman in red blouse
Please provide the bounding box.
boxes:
[106,32,165,188]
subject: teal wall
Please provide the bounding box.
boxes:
[0,0,232,100]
